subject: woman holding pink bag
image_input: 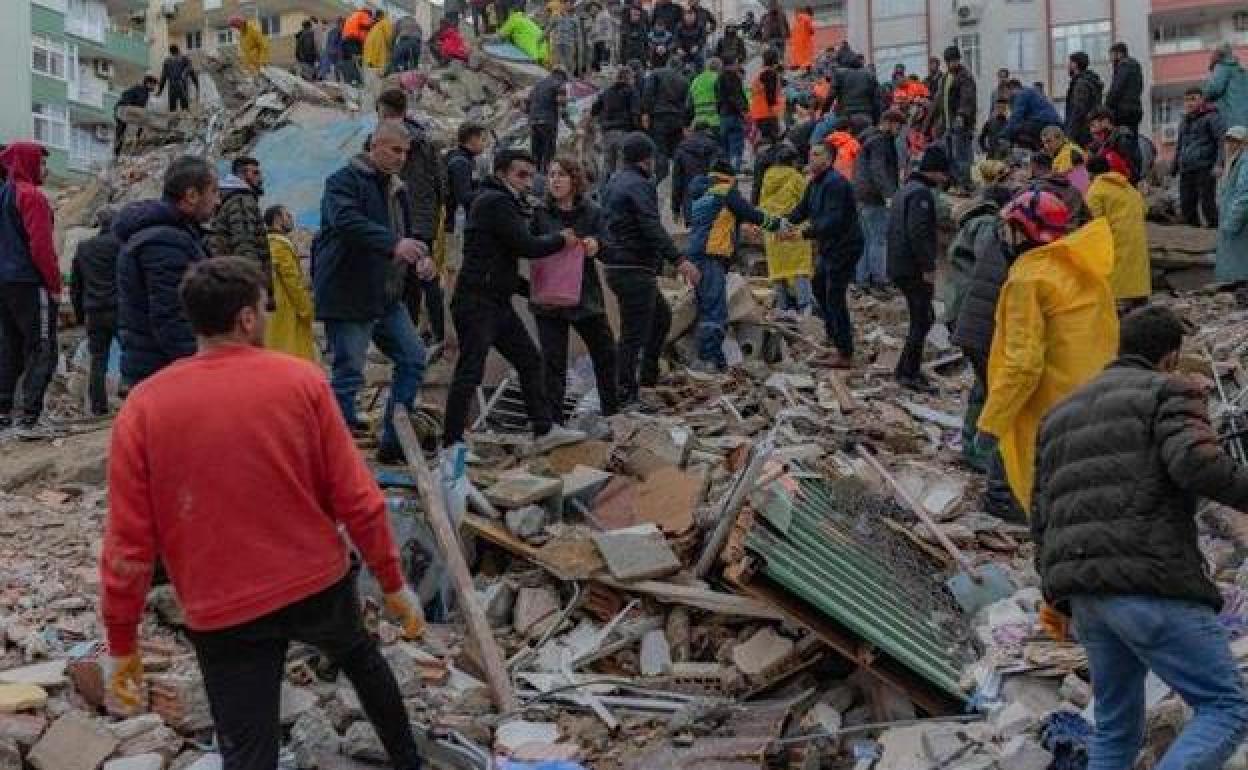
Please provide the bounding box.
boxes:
[532,157,620,421]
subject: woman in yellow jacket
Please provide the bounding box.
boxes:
[1085,156,1150,303]
[263,206,316,361]
[230,16,269,72]
[759,145,813,316]
[979,194,1117,516]
[363,11,395,71]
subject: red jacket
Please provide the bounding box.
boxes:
[0,143,60,294]
[101,345,404,655]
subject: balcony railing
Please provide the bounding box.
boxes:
[66,12,108,43]
[71,73,109,108]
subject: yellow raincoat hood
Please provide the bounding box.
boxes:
[1086,172,1151,300]
[978,218,1119,513]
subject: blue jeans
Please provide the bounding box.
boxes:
[325,303,427,452]
[772,277,813,313]
[857,204,889,285]
[945,128,974,190]
[692,256,728,367]
[1071,594,1248,770]
[719,113,745,171]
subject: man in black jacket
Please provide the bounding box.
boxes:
[1064,52,1104,147]
[591,67,642,177]
[1106,42,1144,135]
[116,157,215,387]
[113,75,157,155]
[834,56,880,123]
[295,19,320,80]
[1033,305,1248,770]
[929,46,976,193]
[887,145,948,392]
[444,121,486,288]
[853,109,903,289]
[641,55,691,183]
[671,122,720,222]
[603,133,699,408]
[314,121,433,464]
[156,45,198,114]
[442,149,585,451]
[529,68,574,173]
[71,208,121,416]
[1173,87,1223,228]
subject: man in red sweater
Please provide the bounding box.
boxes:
[101,256,426,770]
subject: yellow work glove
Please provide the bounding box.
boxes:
[383,587,427,640]
[1038,602,1070,643]
[103,654,145,712]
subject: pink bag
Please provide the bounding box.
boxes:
[530,242,585,308]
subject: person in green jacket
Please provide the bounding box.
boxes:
[688,57,722,130]
[496,8,548,64]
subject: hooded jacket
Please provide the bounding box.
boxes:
[264,233,315,361]
[295,25,319,65]
[978,219,1118,512]
[1217,145,1248,283]
[115,200,209,384]
[1106,55,1144,127]
[929,66,976,136]
[394,118,445,247]
[602,164,681,272]
[690,69,721,128]
[642,64,690,119]
[1005,87,1061,138]
[618,15,649,66]
[1205,56,1248,131]
[1050,140,1085,174]
[686,172,779,261]
[314,155,413,322]
[362,15,394,69]
[713,32,747,68]
[887,174,940,279]
[1033,355,1248,611]
[759,164,812,281]
[593,81,641,132]
[1086,171,1149,300]
[0,143,59,292]
[456,176,565,303]
[853,127,899,206]
[239,19,269,71]
[834,66,880,120]
[498,11,547,64]
[1174,105,1225,174]
[943,199,1000,329]
[444,145,481,231]
[531,197,610,321]
[208,174,271,282]
[70,229,121,320]
[1063,69,1103,144]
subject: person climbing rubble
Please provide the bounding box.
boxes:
[1033,304,1248,770]
[977,191,1118,517]
[156,45,199,114]
[101,256,428,770]
[230,15,270,73]
[442,148,587,453]
[495,7,549,65]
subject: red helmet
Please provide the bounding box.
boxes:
[1001,190,1071,245]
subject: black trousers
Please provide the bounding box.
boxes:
[812,253,857,356]
[592,41,611,71]
[650,114,685,184]
[1180,169,1218,228]
[536,312,619,422]
[444,294,552,445]
[531,123,558,173]
[894,275,934,379]
[167,84,190,113]
[404,275,445,343]
[188,575,422,770]
[607,269,670,403]
[86,310,115,416]
[0,283,57,421]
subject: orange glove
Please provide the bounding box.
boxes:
[103,654,145,712]
[383,588,427,640]
[1039,602,1070,642]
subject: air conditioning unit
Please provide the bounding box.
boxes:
[94,59,114,79]
[1161,124,1179,143]
[955,0,983,26]
[94,125,113,142]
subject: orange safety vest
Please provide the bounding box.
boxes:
[750,71,785,121]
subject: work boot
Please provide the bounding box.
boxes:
[534,425,587,454]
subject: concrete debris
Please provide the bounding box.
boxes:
[0,684,48,714]
[103,755,166,770]
[639,629,672,677]
[341,722,386,763]
[505,504,547,540]
[591,525,682,581]
[731,628,795,681]
[28,712,119,770]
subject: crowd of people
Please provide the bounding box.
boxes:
[5,2,1248,768]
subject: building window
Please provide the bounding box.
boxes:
[1152,22,1209,55]
[204,0,222,9]
[32,35,68,79]
[1005,28,1037,76]
[953,33,980,78]
[873,42,928,80]
[216,27,236,46]
[1153,97,1181,128]
[1052,20,1112,66]
[259,15,281,36]
[873,0,923,19]
[811,0,847,26]
[1234,12,1248,32]
[185,29,203,50]
[33,103,69,150]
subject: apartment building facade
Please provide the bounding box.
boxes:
[0,0,150,181]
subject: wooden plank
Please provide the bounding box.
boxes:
[594,578,786,620]
[394,408,517,712]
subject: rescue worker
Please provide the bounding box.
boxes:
[156,45,199,114]
[262,205,315,361]
[362,10,393,71]
[230,15,270,72]
[759,144,814,317]
[787,6,814,71]
[1085,154,1149,308]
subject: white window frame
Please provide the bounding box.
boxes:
[873,0,923,20]
[260,15,281,37]
[1052,19,1112,67]
[1005,28,1037,77]
[185,29,203,51]
[33,103,69,150]
[216,27,236,46]
[954,33,980,79]
[873,42,928,80]
[32,34,68,80]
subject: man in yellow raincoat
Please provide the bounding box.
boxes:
[758,144,813,316]
[262,206,316,361]
[1085,155,1150,305]
[230,15,269,72]
[362,10,395,71]
[978,191,1118,516]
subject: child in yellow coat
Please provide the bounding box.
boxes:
[263,206,316,361]
[759,146,814,317]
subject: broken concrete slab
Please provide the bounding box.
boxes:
[279,684,318,726]
[289,708,341,768]
[591,468,703,536]
[560,465,612,503]
[0,684,48,713]
[494,720,560,754]
[992,700,1039,741]
[545,440,611,474]
[639,629,672,677]
[513,585,560,637]
[592,525,682,582]
[342,722,386,762]
[103,754,165,770]
[0,713,47,747]
[731,628,794,680]
[1000,735,1052,770]
[0,662,67,689]
[485,472,562,509]
[28,712,119,770]
[505,504,547,540]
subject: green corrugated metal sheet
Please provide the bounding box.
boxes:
[744,477,972,700]
[31,73,69,106]
[31,4,66,36]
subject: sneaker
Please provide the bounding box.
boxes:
[376,443,407,466]
[897,374,938,394]
[534,425,587,453]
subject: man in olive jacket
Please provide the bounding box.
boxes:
[1032,305,1248,770]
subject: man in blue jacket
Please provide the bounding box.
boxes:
[315,120,433,464]
[115,156,216,389]
[1002,79,1062,151]
[781,142,863,369]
